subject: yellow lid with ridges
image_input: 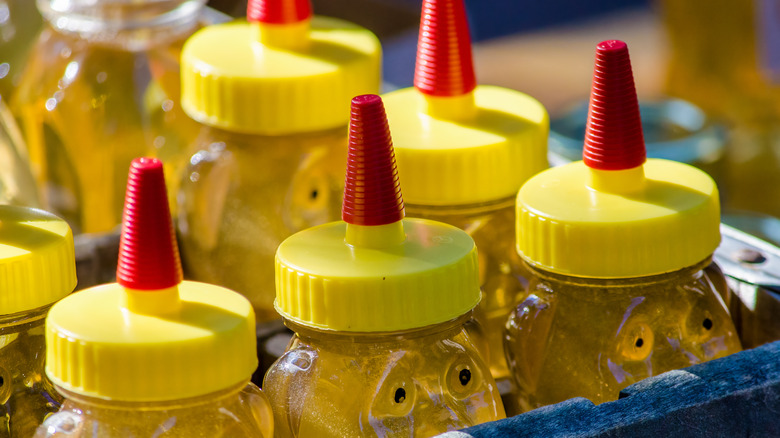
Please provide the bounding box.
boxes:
[382,0,548,206]
[276,219,480,332]
[46,282,256,401]
[0,206,75,315]
[516,159,720,278]
[45,158,257,401]
[275,95,481,332]
[180,14,381,135]
[516,41,720,278]
[383,87,548,206]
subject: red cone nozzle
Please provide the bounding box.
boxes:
[117,158,183,290]
[342,95,405,226]
[414,0,477,97]
[247,0,312,24]
[583,40,646,171]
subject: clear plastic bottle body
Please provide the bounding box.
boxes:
[504,258,742,412]
[0,305,62,438]
[263,314,506,438]
[34,383,273,437]
[406,198,527,382]
[177,125,347,321]
[12,0,204,233]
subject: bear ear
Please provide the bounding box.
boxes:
[263,347,319,436]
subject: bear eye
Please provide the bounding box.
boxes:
[459,368,471,386]
[448,362,478,399]
[702,318,713,330]
[618,321,654,361]
[393,387,406,404]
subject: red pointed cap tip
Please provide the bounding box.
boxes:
[414,0,477,97]
[247,0,312,24]
[342,94,405,226]
[583,39,646,171]
[117,157,183,290]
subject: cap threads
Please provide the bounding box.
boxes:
[583,40,646,171]
[342,95,405,226]
[414,0,476,97]
[116,158,182,291]
[247,0,312,24]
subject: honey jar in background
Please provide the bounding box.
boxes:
[383,0,548,383]
[13,0,205,234]
[177,0,381,321]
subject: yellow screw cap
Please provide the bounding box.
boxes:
[181,0,381,135]
[0,206,75,315]
[516,41,720,278]
[46,158,257,401]
[275,95,481,332]
[382,0,548,206]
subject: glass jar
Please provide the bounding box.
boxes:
[13,0,206,233]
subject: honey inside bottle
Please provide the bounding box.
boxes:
[0,206,77,437]
[264,95,505,437]
[12,0,203,233]
[382,0,548,381]
[35,158,273,437]
[505,40,742,411]
[177,0,381,319]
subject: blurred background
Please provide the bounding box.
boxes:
[6,0,780,252]
[210,0,660,114]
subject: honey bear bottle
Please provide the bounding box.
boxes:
[263,95,505,437]
[382,0,548,381]
[35,158,273,437]
[504,40,742,411]
[177,0,381,321]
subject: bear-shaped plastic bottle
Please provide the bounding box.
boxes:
[263,95,505,437]
[12,0,205,233]
[35,158,273,437]
[504,40,742,412]
[0,205,75,437]
[177,0,381,322]
[382,0,548,382]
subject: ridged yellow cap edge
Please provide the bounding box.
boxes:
[382,85,549,206]
[45,280,257,401]
[0,206,75,314]
[516,159,720,278]
[275,218,481,332]
[181,17,381,135]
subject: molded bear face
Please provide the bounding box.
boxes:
[264,327,505,437]
[504,262,742,410]
[177,131,345,318]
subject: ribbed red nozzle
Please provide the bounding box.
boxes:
[117,158,183,290]
[583,40,646,170]
[414,0,477,97]
[342,95,405,226]
[247,0,312,24]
